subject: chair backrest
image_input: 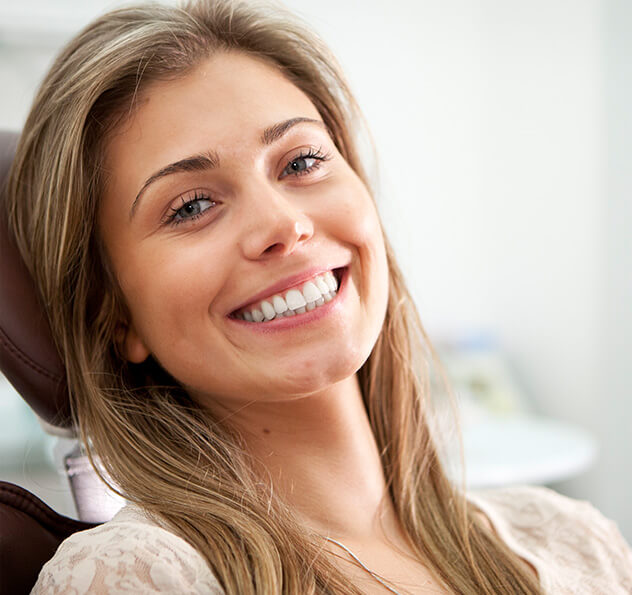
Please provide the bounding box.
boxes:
[0,130,72,429]
[0,131,102,593]
[0,481,96,595]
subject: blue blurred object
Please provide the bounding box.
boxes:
[0,373,47,468]
[437,331,598,488]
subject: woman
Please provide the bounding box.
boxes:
[6,1,631,593]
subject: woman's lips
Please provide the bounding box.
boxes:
[229,266,347,317]
[228,266,349,330]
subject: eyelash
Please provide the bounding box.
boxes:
[280,147,330,178]
[163,147,331,227]
[164,191,216,226]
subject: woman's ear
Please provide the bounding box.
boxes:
[115,321,150,364]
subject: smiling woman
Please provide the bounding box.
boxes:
[99,51,388,409]
[5,1,631,594]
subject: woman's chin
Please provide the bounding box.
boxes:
[265,344,367,398]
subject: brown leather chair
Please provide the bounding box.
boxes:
[0,130,98,594]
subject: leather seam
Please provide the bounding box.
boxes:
[0,325,63,383]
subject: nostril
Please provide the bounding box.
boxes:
[263,243,283,254]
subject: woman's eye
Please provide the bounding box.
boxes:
[285,156,316,175]
[280,149,329,179]
[166,193,215,226]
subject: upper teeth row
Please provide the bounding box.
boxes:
[236,270,339,322]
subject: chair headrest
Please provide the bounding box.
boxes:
[0,130,72,428]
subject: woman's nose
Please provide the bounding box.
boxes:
[238,183,315,259]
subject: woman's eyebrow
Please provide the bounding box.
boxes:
[130,116,325,219]
[261,116,324,144]
[130,151,219,219]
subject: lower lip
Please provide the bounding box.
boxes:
[227,266,349,334]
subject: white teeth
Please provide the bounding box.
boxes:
[261,300,276,320]
[301,281,322,303]
[285,289,307,310]
[314,276,329,295]
[326,271,338,292]
[237,268,344,323]
[272,295,288,314]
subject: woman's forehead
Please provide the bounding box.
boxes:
[122,52,318,140]
[104,51,321,179]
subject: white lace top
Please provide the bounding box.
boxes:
[32,485,632,594]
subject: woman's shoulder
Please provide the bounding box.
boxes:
[467,484,632,594]
[467,483,612,526]
[31,504,224,594]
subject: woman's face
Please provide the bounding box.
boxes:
[99,51,389,410]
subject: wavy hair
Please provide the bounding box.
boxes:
[6,1,542,593]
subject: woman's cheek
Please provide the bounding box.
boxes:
[332,189,382,248]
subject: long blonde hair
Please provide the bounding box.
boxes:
[7,1,541,593]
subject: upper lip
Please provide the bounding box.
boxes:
[229,264,346,314]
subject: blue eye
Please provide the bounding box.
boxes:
[284,156,317,175]
[280,148,329,179]
[166,192,215,225]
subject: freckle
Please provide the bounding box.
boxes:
[263,428,270,434]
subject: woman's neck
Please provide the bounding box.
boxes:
[212,374,397,542]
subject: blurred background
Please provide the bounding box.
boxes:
[1,0,630,542]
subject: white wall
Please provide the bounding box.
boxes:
[0,0,630,540]
[597,0,632,541]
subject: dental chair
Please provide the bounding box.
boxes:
[0,130,116,594]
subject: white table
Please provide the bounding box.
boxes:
[460,415,598,489]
